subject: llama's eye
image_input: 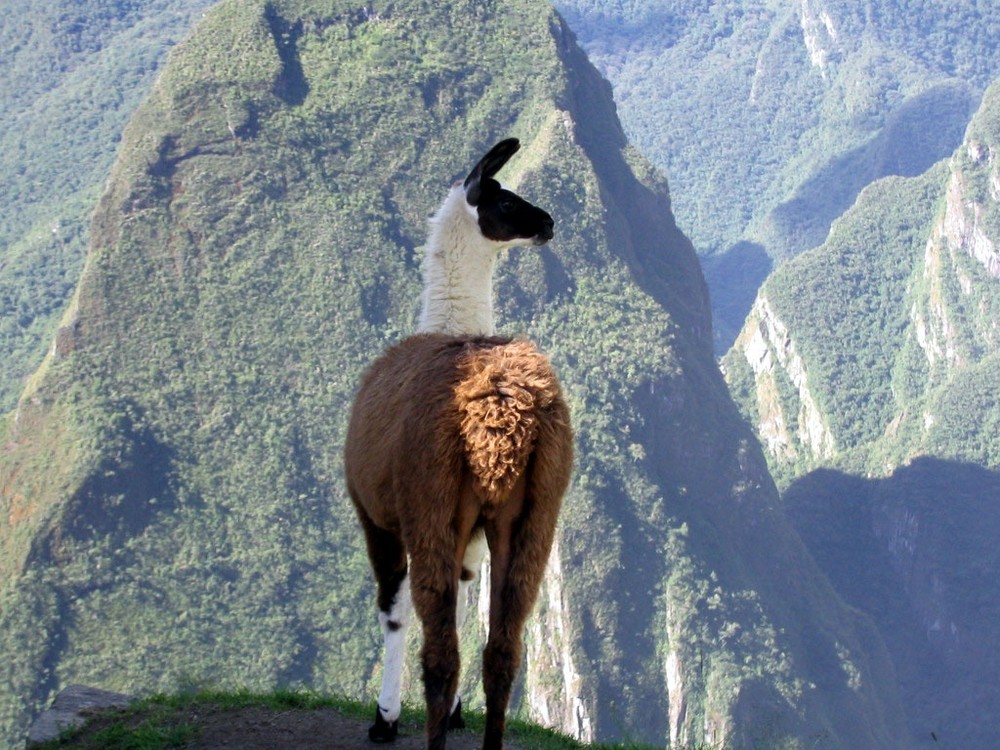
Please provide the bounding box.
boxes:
[499,198,515,212]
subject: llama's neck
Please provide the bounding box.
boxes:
[418,186,498,336]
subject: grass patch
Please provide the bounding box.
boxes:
[33,696,198,750]
[30,688,677,749]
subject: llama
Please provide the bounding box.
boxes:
[344,139,572,750]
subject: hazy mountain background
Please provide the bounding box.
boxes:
[553,0,1000,349]
[724,78,1000,749]
[2,1,1000,750]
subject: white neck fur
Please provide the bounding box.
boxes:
[418,184,500,336]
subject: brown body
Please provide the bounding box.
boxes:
[345,333,573,750]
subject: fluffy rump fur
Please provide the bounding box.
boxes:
[455,338,563,503]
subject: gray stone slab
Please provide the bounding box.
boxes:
[27,684,133,746]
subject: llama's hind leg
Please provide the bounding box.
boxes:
[482,488,562,749]
[361,519,411,743]
[408,546,465,750]
[449,527,488,730]
[373,571,411,742]
[412,567,461,749]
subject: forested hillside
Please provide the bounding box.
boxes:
[0,1,909,748]
[553,0,1000,348]
[725,78,1000,749]
[0,0,213,412]
[549,2,1000,743]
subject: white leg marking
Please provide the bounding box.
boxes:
[453,529,488,714]
[377,573,411,723]
[457,529,488,629]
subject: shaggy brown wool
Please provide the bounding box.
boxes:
[455,339,562,504]
[345,333,573,750]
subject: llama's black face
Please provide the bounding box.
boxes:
[464,138,555,247]
[472,178,555,246]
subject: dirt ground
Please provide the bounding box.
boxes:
[193,705,511,749]
[64,703,524,749]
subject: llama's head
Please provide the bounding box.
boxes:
[463,138,554,248]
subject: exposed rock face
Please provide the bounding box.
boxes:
[914,218,964,373]
[733,294,835,465]
[870,497,960,655]
[27,685,132,746]
[912,138,1000,384]
[799,0,841,74]
[523,538,593,743]
[663,610,687,747]
[942,155,1000,279]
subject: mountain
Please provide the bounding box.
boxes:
[725,77,1000,749]
[726,78,1000,482]
[551,0,1000,349]
[0,0,215,413]
[0,0,913,748]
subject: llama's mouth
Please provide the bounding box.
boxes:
[532,226,554,245]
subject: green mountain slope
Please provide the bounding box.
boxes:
[552,0,1000,348]
[1,1,908,748]
[725,78,1000,749]
[0,0,214,412]
[726,78,1000,480]
[723,166,947,485]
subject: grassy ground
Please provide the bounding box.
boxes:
[30,688,680,750]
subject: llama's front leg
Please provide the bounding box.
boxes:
[371,572,412,742]
[450,528,488,730]
[358,516,411,744]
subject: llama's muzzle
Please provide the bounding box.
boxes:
[532,215,555,244]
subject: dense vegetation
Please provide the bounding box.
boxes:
[0,1,910,749]
[0,0,214,412]
[728,79,1000,481]
[724,165,948,485]
[725,78,1000,749]
[552,0,1000,348]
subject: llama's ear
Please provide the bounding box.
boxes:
[464,138,520,205]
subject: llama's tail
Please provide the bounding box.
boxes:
[455,339,563,504]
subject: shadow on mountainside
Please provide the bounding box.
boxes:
[784,457,1000,750]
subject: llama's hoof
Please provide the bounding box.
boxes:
[448,698,465,730]
[369,706,399,743]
